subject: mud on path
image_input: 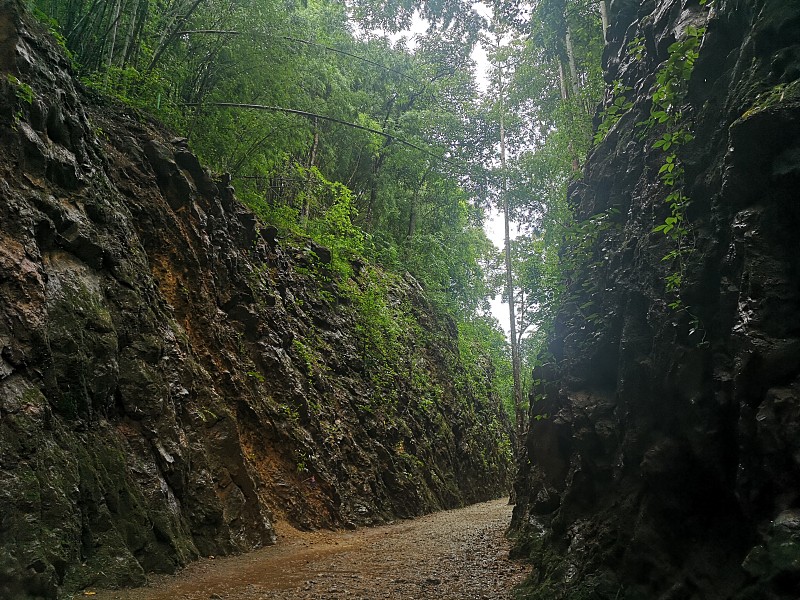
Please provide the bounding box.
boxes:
[90,498,526,600]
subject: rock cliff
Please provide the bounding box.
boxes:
[511,1,800,598]
[0,2,512,597]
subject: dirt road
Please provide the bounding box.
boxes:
[89,498,527,600]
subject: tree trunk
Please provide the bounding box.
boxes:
[565,25,581,99]
[364,152,385,230]
[307,119,319,169]
[557,59,569,101]
[558,59,581,172]
[121,0,148,67]
[105,0,122,70]
[147,0,206,73]
[301,119,320,229]
[498,71,524,457]
[406,167,431,243]
[599,0,610,42]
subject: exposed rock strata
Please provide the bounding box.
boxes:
[0,3,512,597]
[511,1,800,599]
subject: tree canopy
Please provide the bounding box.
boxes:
[32,0,608,431]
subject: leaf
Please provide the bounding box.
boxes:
[659,160,677,174]
[662,250,679,261]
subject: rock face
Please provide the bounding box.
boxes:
[511,1,800,599]
[0,2,512,597]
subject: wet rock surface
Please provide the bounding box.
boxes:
[0,2,512,598]
[90,498,526,600]
[512,1,800,599]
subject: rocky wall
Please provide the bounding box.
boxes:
[0,2,512,597]
[511,1,800,599]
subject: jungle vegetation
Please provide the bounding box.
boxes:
[30,0,606,440]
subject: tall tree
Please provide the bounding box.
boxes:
[483,18,526,450]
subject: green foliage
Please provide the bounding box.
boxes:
[741,80,800,119]
[557,206,621,351]
[81,66,177,121]
[246,370,265,383]
[303,168,366,277]
[638,25,706,131]
[30,6,74,65]
[279,402,300,423]
[594,80,633,144]
[458,317,514,418]
[347,268,409,403]
[6,74,34,104]
[627,35,646,62]
[292,336,326,378]
[635,19,709,310]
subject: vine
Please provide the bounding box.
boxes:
[593,80,633,144]
[592,36,644,145]
[636,19,709,311]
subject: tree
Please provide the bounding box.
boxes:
[477,0,605,432]
[32,0,607,430]
[482,17,527,451]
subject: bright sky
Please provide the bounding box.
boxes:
[485,208,513,337]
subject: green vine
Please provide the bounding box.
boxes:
[636,20,709,311]
[593,36,646,145]
[594,80,633,144]
[628,35,646,61]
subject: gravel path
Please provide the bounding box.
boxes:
[89,498,527,600]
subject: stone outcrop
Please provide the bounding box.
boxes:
[0,2,512,597]
[511,1,800,599]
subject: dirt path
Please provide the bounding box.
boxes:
[90,498,527,600]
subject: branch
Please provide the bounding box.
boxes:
[283,36,419,83]
[173,32,419,84]
[176,29,241,35]
[185,102,453,163]
[146,0,207,72]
